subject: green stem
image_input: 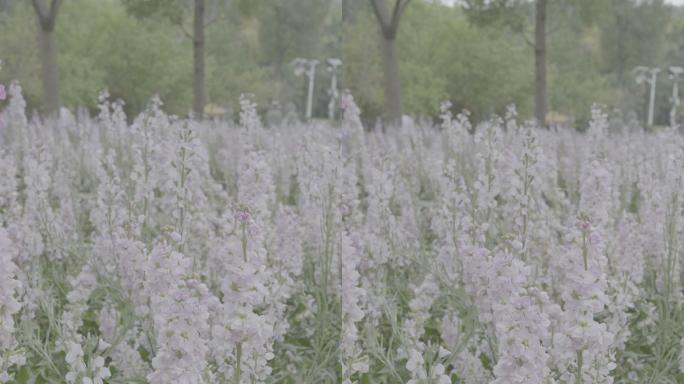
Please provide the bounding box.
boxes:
[241,222,247,262]
[581,230,588,271]
[575,350,583,384]
[234,342,242,384]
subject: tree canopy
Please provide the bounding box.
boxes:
[0,0,681,126]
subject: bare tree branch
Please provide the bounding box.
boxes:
[373,0,411,38]
[47,0,61,25]
[391,0,402,25]
[544,0,570,37]
[204,12,230,28]
[546,19,563,36]
[369,0,388,28]
[370,0,411,38]
[30,0,46,21]
[31,0,61,31]
[388,0,404,33]
[170,13,193,40]
[179,22,194,40]
[398,0,411,19]
[519,30,535,48]
[203,0,228,28]
[204,13,216,28]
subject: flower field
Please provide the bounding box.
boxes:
[1,84,684,384]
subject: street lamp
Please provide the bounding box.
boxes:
[669,66,683,127]
[293,58,319,120]
[635,66,661,126]
[326,58,342,120]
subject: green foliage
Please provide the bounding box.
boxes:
[85,1,194,115]
[342,11,384,118]
[597,0,670,82]
[343,2,533,120]
[0,0,681,123]
[0,0,339,117]
[0,0,193,115]
[463,0,530,33]
[547,21,615,124]
[0,3,43,107]
[121,0,187,22]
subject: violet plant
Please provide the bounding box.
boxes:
[1,86,684,384]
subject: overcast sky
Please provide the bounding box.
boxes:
[442,0,684,6]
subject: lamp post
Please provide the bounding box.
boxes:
[669,66,683,127]
[0,59,5,101]
[327,58,342,120]
[293,58,319,120]
[635,66,661,126]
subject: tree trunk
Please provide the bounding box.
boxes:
[32,0,61,116]
[193,0,205,119]
[534,0,547,126]
[381,34,402,125]
[370,0,407,126]
[38,27,60,116]
[615,7,625,86]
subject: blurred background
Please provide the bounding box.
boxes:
[0,0,682,128]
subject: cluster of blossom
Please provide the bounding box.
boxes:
[472,249,552,384]
[3,85,684,383]
[59,266,111,384]
[0,60,5,131]
[0,229,24,383]
[399,274,451,384]
[340,231,368,383]
[145,243,216,384]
